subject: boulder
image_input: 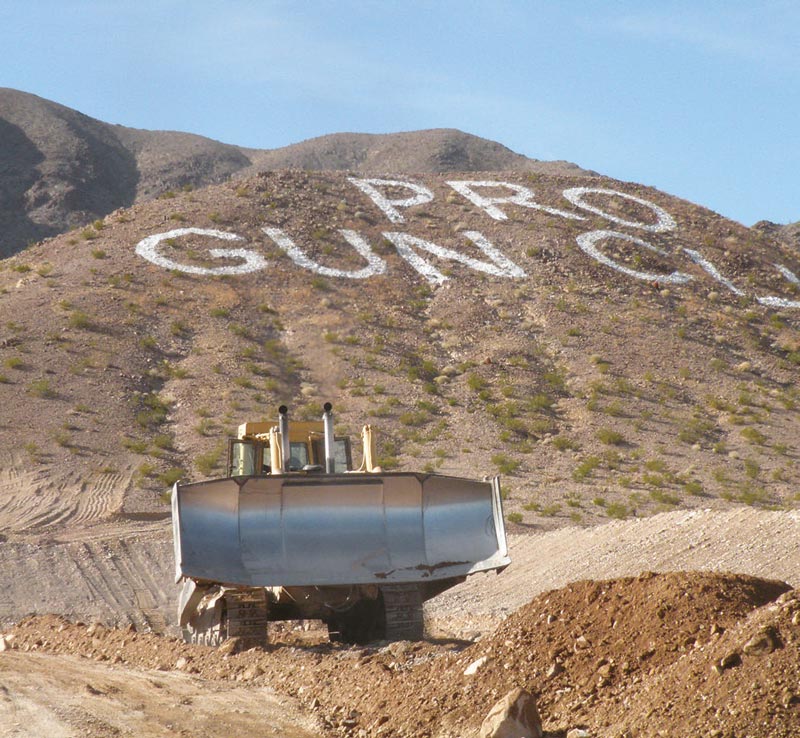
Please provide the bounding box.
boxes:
[479,687,542,738]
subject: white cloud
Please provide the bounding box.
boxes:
[597,5,799,69]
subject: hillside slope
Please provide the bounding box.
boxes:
[1,168,798,545]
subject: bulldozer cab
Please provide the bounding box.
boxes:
[227,420,353,476]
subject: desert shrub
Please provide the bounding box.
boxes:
[195,444,224,476]
[740,427,767,445]
[527,393,553,412]
[644,458,667,473]
[52,430,72,447]
[649,489,680,505]
[605,502,630,519]
[466,373,487,392]
[596,428,624,445]
[683,480,704,496]
[491,453,520,474]
[552,435,578,452]
[573,455,601,481]
[68,310,93,330]
[152,434,174,451]
[678,417,715,445]
[28,378,55,399]
[122,437,149,454]
[136,393,170,428]
[158,467,185,486]
[744,458,760,478]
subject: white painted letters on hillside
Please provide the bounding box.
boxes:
[262,228,387,279]
[576,230,692,284]
[383,230,526,285]
[446,180,585,221]
[756,265,800,308]
[135,228,267,276]
[562,188,677,233]
[130,179,800,309]
[348,178,434,224]
[683,249,744,295]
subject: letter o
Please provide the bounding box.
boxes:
[563,188,676,232]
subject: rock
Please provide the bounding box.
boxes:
[713,651,742,673]
[479,687,542,738]
[175,657,189,670]
[0,635,10,652]
[241,664,264,681]
[742,626,780,655]
[218,637,242,656]
[464,655,489,676]
[574,635,591,650]
[780,689,797,708]
[86,622,105,637]
[546,661,564,678]
[566,730,591,738]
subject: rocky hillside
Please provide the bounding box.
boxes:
[754,219,800,251]
[0,89,588,256]
[1,167,798,540]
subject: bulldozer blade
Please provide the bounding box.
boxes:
[173,472,509,588]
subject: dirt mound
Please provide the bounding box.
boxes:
[427,572,792,735]
[5,572,795,737]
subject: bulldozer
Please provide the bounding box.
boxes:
[172,404,510,646]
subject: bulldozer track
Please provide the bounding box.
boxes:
[382,584,424,641]
[225,589,269,645]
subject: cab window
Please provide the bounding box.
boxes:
[229,439,257,476]
[288,442,309,470]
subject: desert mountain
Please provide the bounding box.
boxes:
[1,166,798,543]
[3,90,800,738]
[0,88,588,256]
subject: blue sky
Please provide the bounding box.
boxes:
[2,1,797,226]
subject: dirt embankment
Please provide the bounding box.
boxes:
[4,570,798,738]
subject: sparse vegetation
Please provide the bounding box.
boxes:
[28,378,56,399]
[491,453,520,475]
[596,428,625,445]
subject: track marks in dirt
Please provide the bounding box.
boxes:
[0,464,130,535]
[0,534,174,632]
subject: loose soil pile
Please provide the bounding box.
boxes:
[5,571,798,737]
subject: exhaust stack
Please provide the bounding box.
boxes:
[278,405,291,473]
[322,402,336,473]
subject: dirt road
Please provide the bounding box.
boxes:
[0,651,320,738]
